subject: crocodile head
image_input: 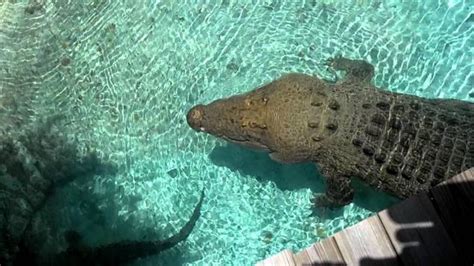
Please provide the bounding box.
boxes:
[187,86,271,151]
[186,73,329,163]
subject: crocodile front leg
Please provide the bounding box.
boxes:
[326,56,374,83]
[313,166,354,209]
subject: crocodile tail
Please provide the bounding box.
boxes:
[90,189,205,265]
[158,189,205,250]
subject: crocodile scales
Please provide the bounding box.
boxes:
[186,57,473,208]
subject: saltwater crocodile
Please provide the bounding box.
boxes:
[186,57,474,208]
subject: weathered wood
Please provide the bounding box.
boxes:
[256,249,296,266]
[293,248,312,265]
[295,237,345,265]
[334,215,398,265]
[429,168,474,264]
[378,192,459,265]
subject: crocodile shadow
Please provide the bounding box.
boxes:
[209,143,399,213]
[209,143,325,192]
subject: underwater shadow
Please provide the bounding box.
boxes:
[209,143,326,193]
[309,178,474,265]
[0,115,199,266]
[209,143,400,214]
[350,178,401,213]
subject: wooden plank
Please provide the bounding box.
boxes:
[293,248,312,265]
[429,168,474,264]
[378,192,459,265]
[295,237,345,265]
[334,215,398,265]
[255,249,296,266]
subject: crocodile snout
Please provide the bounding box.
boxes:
[186,104,206,132]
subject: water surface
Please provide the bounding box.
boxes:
[0,0,472,265]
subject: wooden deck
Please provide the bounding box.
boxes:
[257,168,474,266]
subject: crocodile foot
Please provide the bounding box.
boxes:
[325,56,374,82]
[312,194,350,209]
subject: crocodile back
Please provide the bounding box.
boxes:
[343,88,473,198]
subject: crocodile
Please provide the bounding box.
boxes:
[186,56,474,208]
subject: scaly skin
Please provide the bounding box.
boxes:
[186,57,474,208]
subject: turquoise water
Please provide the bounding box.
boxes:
[0,0,472,265]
